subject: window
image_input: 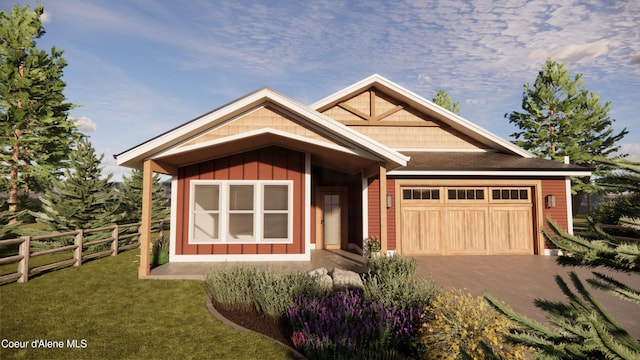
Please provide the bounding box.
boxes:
[190,181,292,244]
[448,188,484,200]
[491,188,529,201]
[402,188,440,200]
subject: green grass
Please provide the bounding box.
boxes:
[0,249,295,359]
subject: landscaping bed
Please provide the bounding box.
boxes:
[212,300,295,348]
[205,255,531,359]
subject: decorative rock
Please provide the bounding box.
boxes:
[307,267,328,277]
[317,274,334,290]
[330,268,364,289]
[307,267,333,289]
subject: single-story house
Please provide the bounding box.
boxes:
[115,74,590,277]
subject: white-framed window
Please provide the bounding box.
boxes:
[189,180,293,244]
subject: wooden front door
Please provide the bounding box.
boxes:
[316,187,348,250]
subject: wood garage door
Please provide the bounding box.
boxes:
[400,186,534,255]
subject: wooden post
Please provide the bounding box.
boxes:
[379,165,388,255]
[111,224,119,256]
[17,236,30,282]
[139,160,154,277]
[158,220,164,242]
[74,230,83,266]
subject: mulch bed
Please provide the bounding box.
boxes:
[211,301,295,348]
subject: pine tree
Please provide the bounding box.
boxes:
[484,157,640,359]
[432,88,461,114]
[506,59,627,215]
[36,138,120,239]
[0,5,80,222]
[117,169,169,225]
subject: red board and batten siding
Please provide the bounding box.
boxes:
[175,146,305,256]
[540,178,570,249]
[367,177,396,250]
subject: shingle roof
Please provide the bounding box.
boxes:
[400,152,588,172]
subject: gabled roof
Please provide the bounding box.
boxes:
[311,74,535,158]
[115,87,409,170]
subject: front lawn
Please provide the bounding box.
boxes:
[0,249,295,359]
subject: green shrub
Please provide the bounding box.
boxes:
[419,290,530,359]
[205,266,328,318]
[363,255,440,309]
[205,266,258,311]
[365,254,417,281]
[590,193,640,238]
[591,193,640,225]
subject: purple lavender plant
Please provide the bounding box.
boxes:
[286,289,421,357]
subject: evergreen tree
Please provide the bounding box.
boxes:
[506,59,627,215]
[432,88,461,114]
[36,138,119,237]
[0,5,79,222]
[484,157,640,360]
[117,169,169,225]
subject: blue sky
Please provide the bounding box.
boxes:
[6,0,640,180]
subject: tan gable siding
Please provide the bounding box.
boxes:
[351,126,487,149]
[320,88,489,150]
[181,106,335,148]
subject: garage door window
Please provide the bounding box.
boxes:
[491,188,530,202]
[448,188,484,200]
[403,188,440,200]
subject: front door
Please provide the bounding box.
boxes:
[316,187,347,249]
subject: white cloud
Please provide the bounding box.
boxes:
[76,116,97,132]
[39,10,51,23]
[631,53,640,65]
[619,142,640,161]
[547,41,611,63]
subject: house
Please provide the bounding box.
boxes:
[115,75,590,277]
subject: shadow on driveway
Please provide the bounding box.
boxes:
[413,255,640,339]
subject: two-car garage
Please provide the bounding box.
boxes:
[397,182,536,255]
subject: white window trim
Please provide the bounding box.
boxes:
[189,180,293,245]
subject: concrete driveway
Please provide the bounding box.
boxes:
[412,255,640,339]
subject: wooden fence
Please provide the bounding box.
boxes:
[0,220,168,284]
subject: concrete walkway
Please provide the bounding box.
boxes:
[145,249,366,280]
[146,251,640,338]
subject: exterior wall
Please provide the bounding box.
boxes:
[181,106,337,148]
[345,126,486,149]
[367,177,380,240]
[366,177,396,251]
[387,179,396,250]
[320,88,488,150]
[541,178,570,249]
[175,146,305,256]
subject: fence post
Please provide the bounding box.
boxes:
[158,220,164,242]
[111,224,119,256]
[18,236,30,283]
[74,230,83,266]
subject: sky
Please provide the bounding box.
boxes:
[5,0,640,181]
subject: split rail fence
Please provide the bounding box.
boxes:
[0,220,168,284]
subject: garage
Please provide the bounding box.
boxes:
[399,185,534,255]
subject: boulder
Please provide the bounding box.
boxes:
[307,267,328,277]
[308,267,333,290]
[330,268,364,289]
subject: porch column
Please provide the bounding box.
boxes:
[139,159,154,278]
[379,165,388,254]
